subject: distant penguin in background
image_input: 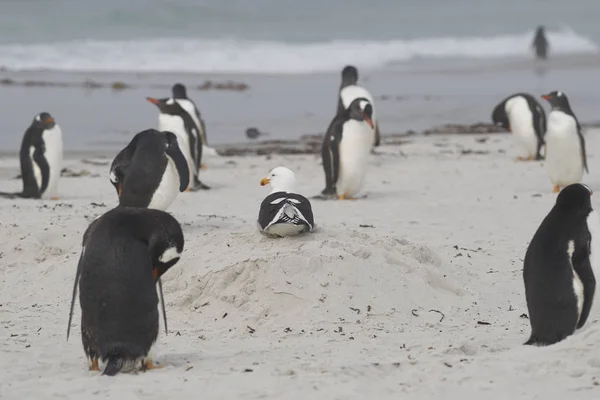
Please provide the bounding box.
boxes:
[110,129,190,211]
[523,183,597,346]
[171,83,218,167]
[541,91,588,193]
[532,25,549,60]
[258,167,315,237]
[320,97,375,200]
[0,112,63,200]
[146,97,210,190]
[337,65,380,148]
[67,207,184,375]
[491,92,546,160]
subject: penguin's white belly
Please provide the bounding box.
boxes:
[567,240,585,322]
[147,158,180,211]
[544,114,583,186]
[158,114,195,187]
[40,125,63,198]
[336,121,374,198]
[509,112,538,158]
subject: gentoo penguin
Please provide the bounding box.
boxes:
[258,167,315,237]
[523,183,597,346]
[67,206,184,375]
[491,92,546,160]
[171,83,218,167]
[110,129,190,210]
[321,97,375,200]
[0,112,63,200]
[541,91,588,193]
[146,96,210,190]
[532,25,549,60]
[336,65,380,147]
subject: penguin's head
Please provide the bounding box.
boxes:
[541,91,571,110]
[172,83,187,99]
[33,112,56,130]
[556,183,593,212]
[348,97,374,129]
[261,166,296,193]
[341,65,359,86]
[146,97,186,116]
[491,101,510,131]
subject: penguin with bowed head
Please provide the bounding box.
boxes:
[541,91,588,193]
[146,96,210,190]
[66,206,184,375]
[258,167,315,237]
[171,83,219,167]
[0,112,63,200]
[491,92,546,161]
[319,97,375,200]
[336,65,380,148]
[110,129,189,211]
[523,183,598,346]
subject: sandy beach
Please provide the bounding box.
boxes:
[1,129,600,399]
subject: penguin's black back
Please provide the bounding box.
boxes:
[523,185,594,345]
[78,207,183,363]
[116,132,169,208]
[18,124,45,198]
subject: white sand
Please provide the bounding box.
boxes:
[1,132,600,399]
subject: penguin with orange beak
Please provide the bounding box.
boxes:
[320,97,375,200]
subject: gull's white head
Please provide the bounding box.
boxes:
[260,167,296,193]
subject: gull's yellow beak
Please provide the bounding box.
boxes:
[260,177,270,186]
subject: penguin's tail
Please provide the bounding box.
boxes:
[0,191,22,199]
[102,357,125,376]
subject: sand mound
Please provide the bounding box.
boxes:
[164,227,472,337]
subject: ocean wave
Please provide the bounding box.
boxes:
[0,28,596,74]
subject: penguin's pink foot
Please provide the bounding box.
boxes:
[185,188,191,192]
[200,163,207,170]
[553,185,560,193]
[50,197,60,200]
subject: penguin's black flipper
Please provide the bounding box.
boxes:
[32,141,50,194]
[573,241,596,329]
[374,121,381,147]
[321,119,342,195]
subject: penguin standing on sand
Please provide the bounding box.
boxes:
[541,91,588,193]
[171,83,219,167]
[491,92,546,160]
[67,207,184,375]
[523,183,597,346]
[146,97,210,190]
[320,97,375,200]
[0,112,63,200]
[336,65,380,147]
[110,129,190,211]
[258,167,315,237]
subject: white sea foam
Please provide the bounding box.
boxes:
[0,28,596,74]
